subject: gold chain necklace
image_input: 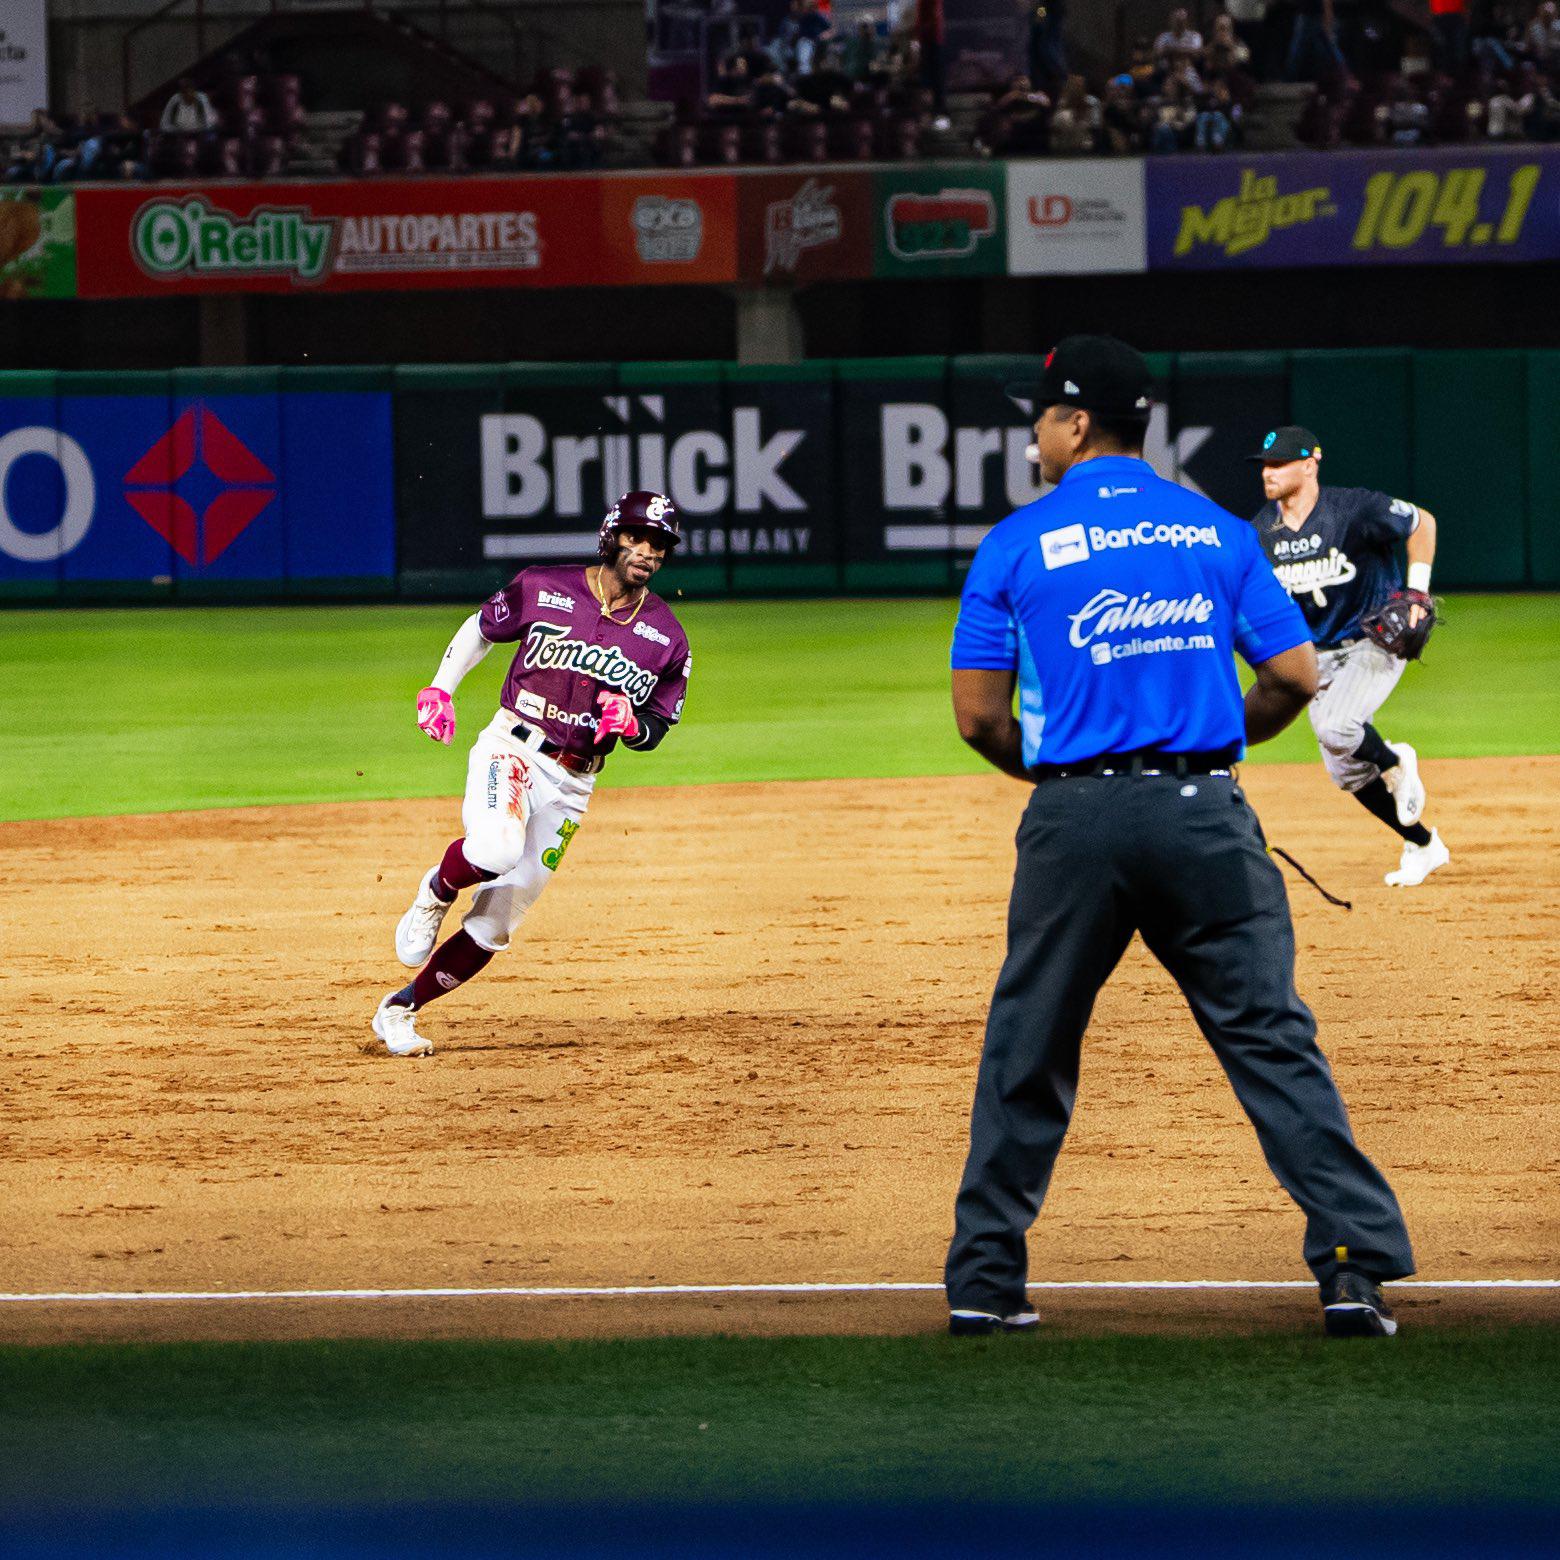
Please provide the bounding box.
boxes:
[588,566,648,625]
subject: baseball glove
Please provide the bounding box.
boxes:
[1359,590,1437,660]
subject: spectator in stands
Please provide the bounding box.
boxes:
[1485,69,1534,135]
[1049,73,1101,150]
[919,0,950,126]
[1206,13,1253,75]
[707,53,754,113]
[1472,1,1524,70]
[1027,1,1070,91]
[1525,0,1560,64]
[1195,77,1240,147]
[1127,37,1161,95]
[795,45,855,113]
[1516,58,1560,132]
[1285,0,1348,82]
[842,18,881,81]
[548,89,607,168]
[160,76,220,134]
[978,73,1051,154]
[1431,0,1470,71]
[751,64,800,115]
[1150,73,1197,147]
[735,26,779,79]
[1167,50,1205,95]
[1379,74,1432,142]
[792,0,836,74]
[94,113,152,180]
[491,95,543,170]
[1102,73,1147,149]
[1,109,62,182]
[1154,8,1205,71]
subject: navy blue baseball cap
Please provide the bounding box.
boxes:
[1008,335,1155,417]
[1249,425,1322,462]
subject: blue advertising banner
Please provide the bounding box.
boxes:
[1146,147,1560,270]
[0,380,395,594]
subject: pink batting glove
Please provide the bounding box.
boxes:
[415,686,456,745]
[595,690,640,745]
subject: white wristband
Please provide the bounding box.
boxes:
[1406,562,1432,593]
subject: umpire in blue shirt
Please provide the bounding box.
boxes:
[944,336,1414,1340]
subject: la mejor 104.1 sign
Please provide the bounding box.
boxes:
[1148,147,1559,269]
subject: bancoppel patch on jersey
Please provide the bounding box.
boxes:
[515,689,547,721]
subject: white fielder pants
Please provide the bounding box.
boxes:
[1309,639,1407,792]
[458,708,596,953]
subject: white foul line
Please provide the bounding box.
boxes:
[0,1279,1557,1305]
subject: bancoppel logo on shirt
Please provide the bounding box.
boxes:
[538,589,575,611]
[1090,521,1221,551]
[1040,523,1090,570]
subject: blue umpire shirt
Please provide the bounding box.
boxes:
[951,455,1311,768]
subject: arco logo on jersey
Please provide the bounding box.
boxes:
[521,621,659,704]
[1274,546,1357,607]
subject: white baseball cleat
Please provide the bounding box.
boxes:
[373,993,433,1057]
[396,867,453,968]
[1385,829,1450,888]
[1383,742,1426,827]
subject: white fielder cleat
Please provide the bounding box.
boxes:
[1385,828,1450,888]
[373,993,433,1057]
[1383,742,1426,827]
[395,867,453,968]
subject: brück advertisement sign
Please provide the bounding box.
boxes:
[0,0,48,124]
[1005,159,1147,276]
[1146,146,1560,269]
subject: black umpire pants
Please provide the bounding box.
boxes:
[945,771,1415,1316]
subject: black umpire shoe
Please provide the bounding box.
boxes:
[948,1308,1041,1337]
[1321,1269,1399,1338]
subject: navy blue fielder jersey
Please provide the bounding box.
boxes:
[1252,486,1420,649]
[952,455,1309,768]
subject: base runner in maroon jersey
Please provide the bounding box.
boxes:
[373,492,691,1057]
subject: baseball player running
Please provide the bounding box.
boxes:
[1250,427,1448,887]
[372,492,691,1057]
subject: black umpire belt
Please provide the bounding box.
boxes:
[1030,749,1238,782]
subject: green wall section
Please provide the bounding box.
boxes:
[0,352,1556,597]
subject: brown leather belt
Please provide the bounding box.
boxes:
[509,720,604,775]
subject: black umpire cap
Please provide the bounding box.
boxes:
[1248,425,1323,462]
[1009,335,1155,417]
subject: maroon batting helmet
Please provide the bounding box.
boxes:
[598,490,680,560]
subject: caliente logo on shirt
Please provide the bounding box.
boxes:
[522,621,659,704]
[1067,588,1216,649]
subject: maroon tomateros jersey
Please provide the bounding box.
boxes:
[478,565,690,755]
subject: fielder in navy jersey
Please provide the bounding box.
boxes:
[1249,427,1449,888]
[372,491,691,1058]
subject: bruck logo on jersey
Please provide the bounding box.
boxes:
[522,622,659,704]
[537,589,575,611]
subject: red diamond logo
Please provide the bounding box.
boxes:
[125,405,276,566]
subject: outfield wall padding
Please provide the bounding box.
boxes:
[0,353,1553,602]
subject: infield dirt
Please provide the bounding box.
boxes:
[4,758,1556,1344]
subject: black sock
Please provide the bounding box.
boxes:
[1352,723,1399,773]
[1353,779,1432,845]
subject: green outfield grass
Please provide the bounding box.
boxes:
[2,1329,1555,1511]
[2,594,1556,822]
